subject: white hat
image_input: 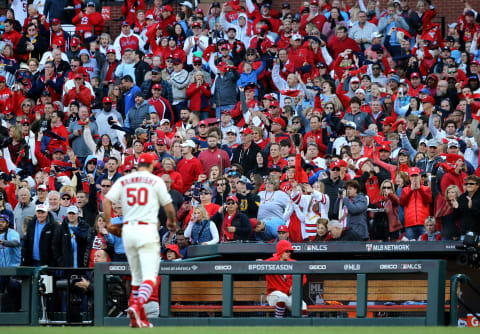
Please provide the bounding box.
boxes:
[371,31,383,39]
[160,119,170,125]
[67,205,79,214]
[345,121,357,129]
[35,204,48,212]
[355,88,366,95]
[291,33,302,41]
[179,1,192,8]
[180,139,196,148]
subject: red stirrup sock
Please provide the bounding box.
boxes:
[137,280,155,305]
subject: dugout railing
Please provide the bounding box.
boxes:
[94,259,447,326]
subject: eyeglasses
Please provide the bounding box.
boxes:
[325,106,334,110]
[217,183,225,186]
[62,197,70,200]
[194,63,202,66]
[465,183,477,186]
[332,168,340,171]
[199,191,211,195]
[269,106,277,109]
[383,186,392,189]
[101,184,112,188]
[67,212,77,214]
[88,161,96,165]
[292,121,300,124]
[226,201,236,205]
[22,104,31,107]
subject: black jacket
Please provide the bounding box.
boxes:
[134,60,152,87]
[83,227,114,267]
[335,227,363,241]
[17,34,49,62]
[321,176,344,219]
[236,192,260,219]
[211,210,252,241]
[79,182,99,227]
[232,142,261,176]
[453,191,480,235]
[21,213,58,266]
[54,217,90,267]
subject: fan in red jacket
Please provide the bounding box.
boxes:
[71,2,105,39]
[186,74,211,116]
[2,20,22,54]
[299,0,327,34]
[64,74,94,111]
[122,0,146,26]
[327,26,361,59]
[264,240,307,318]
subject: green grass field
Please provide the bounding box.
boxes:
[0,327,476,333]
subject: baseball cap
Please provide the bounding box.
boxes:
[240,128,253,135]
[134,91,144,98]
[389,74,400,83]
[192,21,201,28]
[97,160,105,169]
[270,100,280,107]
[398,148,409,156]
[163,5,173,11]
[345,121,357,129]
[379,144,391,152]
[36,204,48,212]
[421,95,435,105]
[146,14,154,20]
[73,73,83,80]
[350,77,360,83]
[138,153,155,164]
[237,176,251,184]
[355,88,366,95]
[448,140,459,148]
[427,139,438,147]
[193,56,202,63]
[160,119,170,125]
[0,214,9,223]
[226,195,239,202]
[291,33,302,41]
[411,72,420,79]
[371,31,383,39]
[156,138,166,145]
[67,205,79,214]
[106,48,116,54]
[278,225,288,232]
[54,148,65,154]
[152,83,162,90]
[37,184,47,191]
[180,139,196,148]
[198,120,208,127]
[166,244,181,257]
[51,18,61,25]
[121,20,129,26]
[408,167,420,176]
[60,192,71,199]
[103,96,112,104]
[270,164,282,173]
[272,117,286,129]
[330,161,341,169]
[360,129,376,137]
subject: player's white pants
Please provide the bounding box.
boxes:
[122,224,160,286]
[266,290,307,310]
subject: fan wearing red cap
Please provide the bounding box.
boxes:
[103,149,176,329]
[217,194,252,242]
[147,81,174,121]
[264,239,308,317]
[183,20,208,64]
[399,167,432,240]
[112,19,144,58]
[72,2,105,37]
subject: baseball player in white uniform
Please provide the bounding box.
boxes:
[103,152,176,328]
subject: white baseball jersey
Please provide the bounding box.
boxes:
[106,170,172,224]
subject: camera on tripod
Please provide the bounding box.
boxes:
[456,232,480,268]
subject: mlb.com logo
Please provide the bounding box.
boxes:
[366,244,373,252]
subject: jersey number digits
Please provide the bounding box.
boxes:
[126,187,148,205]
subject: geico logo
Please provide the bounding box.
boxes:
[308,265,327,270]
[292,245,302,251]
[109,265,127,271]
[214,265,232,270]
[379,264,398,270]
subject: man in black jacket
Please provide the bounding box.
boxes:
[211,195,252,242]
[21,204,59,267]
[321,160,345,219]
[54,206,90,267]
[76,183,98,227]
[327,220,362,241]
[232,128,261,176]
[133,50,152,87]
[235,176,259,218]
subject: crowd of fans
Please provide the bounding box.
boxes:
[0,0,479,272]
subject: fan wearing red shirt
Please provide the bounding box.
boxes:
[265,240,307,318]
[45,109,69,156]
[300,0,327,34]
[72,2,105,38]
[327,25,361,59]
[302,115,327,157]
[2,20,22,54]
[176,139,203,193]
[122,0,146,26]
